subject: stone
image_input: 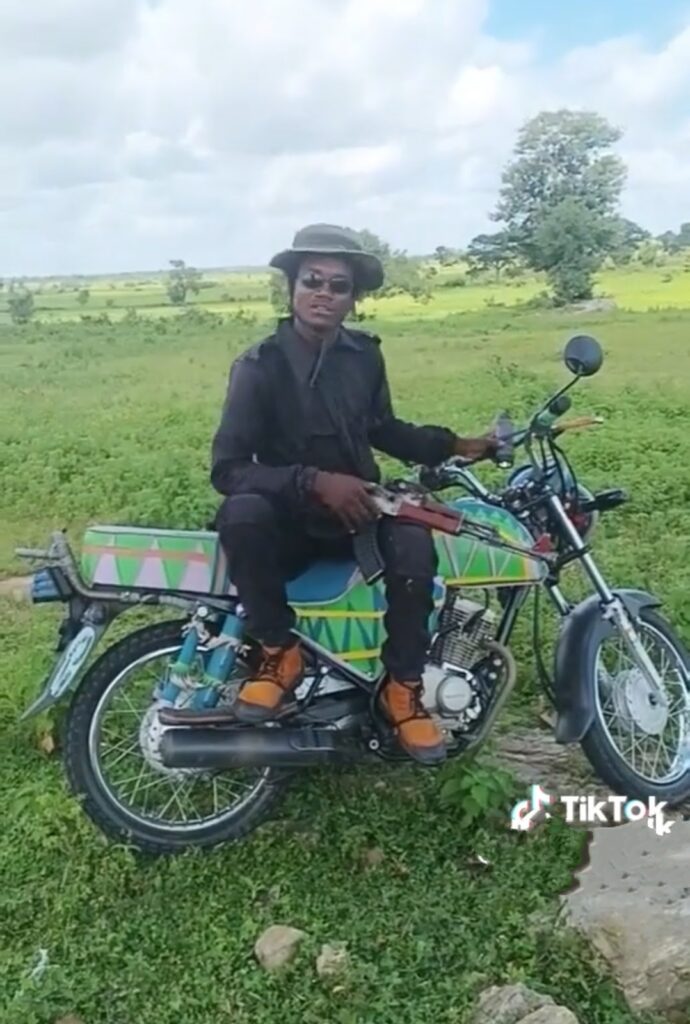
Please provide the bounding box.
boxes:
[316,942,350,980]
[522,1009,579,1024]
[361,846,385,868]
[253,924,306,971]
[468,983,555,1024]
[562,818,690,1017]
[0,575,31,602]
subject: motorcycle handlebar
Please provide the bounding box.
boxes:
[418,402,603,491]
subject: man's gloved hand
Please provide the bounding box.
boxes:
[311,471,380,531]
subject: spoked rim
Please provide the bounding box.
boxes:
[88,643,272,834]
[594,621,690,785]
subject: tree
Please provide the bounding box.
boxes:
[491,109,626,301]
[636,239,665,267]
[466,231,518,279]
[434,245,460,266]
[529,197,618,304]
[658,222,690,252]
[166,259,203,305]
[77,288,90,305]
[269,271,289,316]
[7,285,35,324]
[347,228,430,300]
[610,218,650,264]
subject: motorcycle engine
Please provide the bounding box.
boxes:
[421,592,497,734]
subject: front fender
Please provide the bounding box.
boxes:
[553,588,662,744]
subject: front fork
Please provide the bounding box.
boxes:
[547,492,667,702]
[156,606,247,709]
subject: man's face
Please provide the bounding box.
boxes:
[292,256,355,332]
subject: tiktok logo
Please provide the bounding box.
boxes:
[510,784,554,831]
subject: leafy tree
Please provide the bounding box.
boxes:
[77,288,90,305]
[466,231,518,279]
[491,109,626,301]
[529,198,618,304]
[7,285,35,324]
[347,228,430,300]
[166,259,203,305]
[434,245,460,266]
[658,222,690,252]
[610,218,650,264]
[636,239,665,267]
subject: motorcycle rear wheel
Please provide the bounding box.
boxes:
[64,618,289,855]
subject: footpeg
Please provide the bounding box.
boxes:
[158,705,237,727]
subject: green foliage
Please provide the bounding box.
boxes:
[77,288,90,306]
[610,218,650,265]
[348,228,431,301]
[269,269,290,316]
[636,239,665,267]
[438,758,519,826]
[166,258,203,305]
[492,109,627,303]
[658,221,690,253]
[530,198,618,304]
[434,245,461,266]
[467,231,519,279]
[7,285,35,324]
[0,298,688,1024]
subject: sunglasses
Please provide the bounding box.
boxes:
[298,272,353,296]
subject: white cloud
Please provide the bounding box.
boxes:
[0,0,688,276]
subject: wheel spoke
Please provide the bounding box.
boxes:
[595,619,689,785]
[87,638,269,834]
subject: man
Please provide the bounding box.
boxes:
[209,224,497,765]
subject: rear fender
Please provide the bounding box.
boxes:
[21,570,122,720]
[20,617,113,721]
[553,589,662,744]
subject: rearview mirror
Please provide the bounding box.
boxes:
[564,335,603,377]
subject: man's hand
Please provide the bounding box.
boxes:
[311,471,380,532]
[453,431,498,461]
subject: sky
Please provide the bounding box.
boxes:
[1,0,689,278]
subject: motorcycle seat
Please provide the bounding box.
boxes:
[286,557,361,606]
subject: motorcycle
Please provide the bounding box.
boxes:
[16,334,690,855]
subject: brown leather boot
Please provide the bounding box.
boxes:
[380,677,447,765]
[232,643,304,723]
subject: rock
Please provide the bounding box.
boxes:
[0,575,31,602]
[316,942,350,980]
[562,818,690,1017]
[468,983,555,1024]
[253,924,306,971]
[522,1009,579,1024]
[571,298,617,314]
[361,846,385,868]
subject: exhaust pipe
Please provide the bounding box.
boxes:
[159,725,363,770]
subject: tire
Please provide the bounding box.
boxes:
[580,607,690,807]
[63,618,289,856]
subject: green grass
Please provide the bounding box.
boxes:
[3,258,689,325]
[1,280,689,1023]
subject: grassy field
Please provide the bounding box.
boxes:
[1,265,689,1024]
[3,258,689,325]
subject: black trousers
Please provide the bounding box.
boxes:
[216,493,438,682]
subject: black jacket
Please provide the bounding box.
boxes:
[210,318,456,507]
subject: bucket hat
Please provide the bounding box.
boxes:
[269,223,385,292]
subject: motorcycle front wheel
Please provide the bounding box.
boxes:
[580,607,690,806]
[64,618,288,855]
